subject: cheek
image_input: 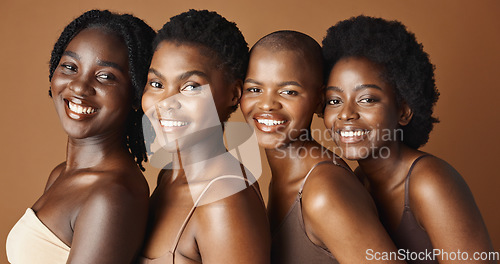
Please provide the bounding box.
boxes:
[141,92,157,113]
[323,108,337,129]
[239,97,255,119]
[50,75,68,95]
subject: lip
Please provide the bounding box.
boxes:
[63,97,98,120]
[335,126,371,144]
[252,113,289,133]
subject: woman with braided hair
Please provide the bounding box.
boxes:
[6,9,155,264]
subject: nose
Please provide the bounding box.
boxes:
[68,77,96,97]
[256,92,281,111]
[337,101,360,121]
[156,93,181,111]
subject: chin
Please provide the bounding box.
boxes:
[338,146,370,161]
[256,135,287,150]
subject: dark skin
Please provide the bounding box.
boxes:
[241,46,405,263]
[139,41,270,264]
[31,28,149,264]
[324,56,494,263]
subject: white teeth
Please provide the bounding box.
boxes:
[256,119,286,126]
[160,120,188,127]
[68,101,96,114]
[340,130,368,137]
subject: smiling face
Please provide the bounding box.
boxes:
[142,41,238,152]
[50,27,132,140]
[240,46,322,149]
[323,56,410,160]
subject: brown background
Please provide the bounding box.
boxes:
[1,0,499,262]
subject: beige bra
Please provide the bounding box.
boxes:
[6,208,70,264]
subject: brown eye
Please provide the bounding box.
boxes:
[246,87,261,93]
[60,63,77,73]
[180,83,203,95]
[149,81,163,89]
[359,98,377,103]
[97,73,116,81]
[280,90,298,96]
[327,99,341,105]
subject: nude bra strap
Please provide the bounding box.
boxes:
[170,176,262,256]
[403,154,431,208]
[298,160,336,196]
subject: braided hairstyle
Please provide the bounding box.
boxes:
[153,9,249,118]
[322,15,439,149]
[49,9,155,170]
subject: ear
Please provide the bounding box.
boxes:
[315,84,326,118]
[230,79,243,107]
[398,102,413,126]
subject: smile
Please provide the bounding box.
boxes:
[339,130,370,137]
[160,120,189,127]
[67,101,97,115]
[256,119,286,126]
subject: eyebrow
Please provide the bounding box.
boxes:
[355,84,382,91]
[326,86,343,92]
[243,79,303,88]
[149,68,164,79]
[62,51,80,60]
[62,51,125,72]
[178,70,209,81]
[278,81,302,88]
[148,68,209,81]
[244,78,262,85]
[326,84,382,92]
[97,59,125,72]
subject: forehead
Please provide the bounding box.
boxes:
[330,57,385,81]
[151,42,219,73]
[247,47,319,84]
[65,28,128,65]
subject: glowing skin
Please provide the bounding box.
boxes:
[241,47,321,149]
[323,56,404,160]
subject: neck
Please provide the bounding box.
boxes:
[65,130,128,170]
[265,130,316,182]
[357,141,408,189]
[169,124,228,181]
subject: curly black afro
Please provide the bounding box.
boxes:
[48,9,156,170]
[153,9,249,116]
[322,15,439,149]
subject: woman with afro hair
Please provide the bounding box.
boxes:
[6,9,155,264]
[322,15,494,263]
[137,9,270,264]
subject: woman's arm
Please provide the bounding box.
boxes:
[66,173,149,264]
[411,156,495,264]
[302,164,406,263]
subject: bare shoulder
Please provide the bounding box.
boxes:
[301,162,375,216]
[195,177,266,220]
[72,167,149,234]
[408,155,469,206]
[191,178,270,263]
[406,155,494,254]
[68,167,150,263]
[86,166,149,205]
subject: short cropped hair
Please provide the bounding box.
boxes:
[153,9,249,118]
